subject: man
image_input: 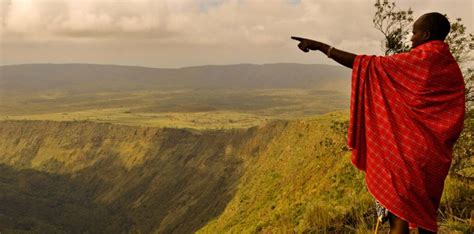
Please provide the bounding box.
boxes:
[292,12,465,234]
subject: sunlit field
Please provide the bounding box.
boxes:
[0,88,349,129]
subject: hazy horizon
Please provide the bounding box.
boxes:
[0,61,346,69]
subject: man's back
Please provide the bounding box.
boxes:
[348,40,465,231]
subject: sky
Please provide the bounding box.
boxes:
[0,0,472,68]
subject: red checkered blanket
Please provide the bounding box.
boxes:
[347,40,465,231]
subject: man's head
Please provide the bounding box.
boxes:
[410,12,450,49]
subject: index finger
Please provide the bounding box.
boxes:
[291,36,306,42]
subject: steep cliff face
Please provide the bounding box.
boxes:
[1,112,471,233]
[0,113,363,233]
[0,119,286,233]
[196,112,370,233]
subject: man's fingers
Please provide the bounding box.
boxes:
[292,36,310,52]
[291,36,306,42]
[298,43,309,52]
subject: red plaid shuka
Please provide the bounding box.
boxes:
[348,40,465,231]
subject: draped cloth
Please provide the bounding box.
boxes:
[347,40,465,231]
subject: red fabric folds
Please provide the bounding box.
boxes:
[347,40,465,231]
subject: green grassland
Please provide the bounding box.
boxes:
[0,88,349,129]
[197,112,473,233]
[0,112,471,233]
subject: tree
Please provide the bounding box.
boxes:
[445,18,474,110]
[373,0,413,55]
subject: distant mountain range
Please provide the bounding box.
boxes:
[0,63,351,94]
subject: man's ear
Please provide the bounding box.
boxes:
[423,31,431,40]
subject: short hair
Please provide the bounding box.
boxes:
[419,12,451,40]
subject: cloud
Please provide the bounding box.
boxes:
[0,0,339,44]
[1,0,472,67]
[2,0,172,38]
[2,1,470,43]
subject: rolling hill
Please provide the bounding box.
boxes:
[0,63,351,94]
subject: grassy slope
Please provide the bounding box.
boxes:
[197,111,473,233]
[0,111,471,233]
[197,112,375,233]
[0,118,287,233]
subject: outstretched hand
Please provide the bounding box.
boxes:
[291,36,319,53]
[292,36,356,69]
